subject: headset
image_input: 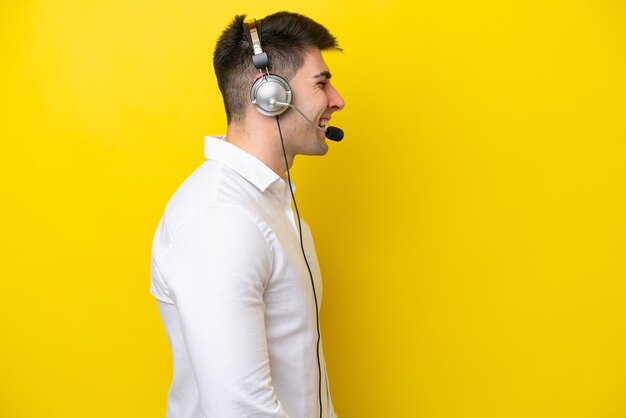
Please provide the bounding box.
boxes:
[244,18,292,117]
[243,17,325,418]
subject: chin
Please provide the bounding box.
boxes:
[311,140,329,156]
[296,133,329,156]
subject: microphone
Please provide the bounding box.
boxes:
[324,126,344,141]
[270,99,344,142]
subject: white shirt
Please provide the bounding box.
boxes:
[150,136,337,418]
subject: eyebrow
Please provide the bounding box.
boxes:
[312,71,332,80]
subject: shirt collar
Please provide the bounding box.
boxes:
[204,135,293,194]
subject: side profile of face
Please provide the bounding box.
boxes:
[280,47,345,157]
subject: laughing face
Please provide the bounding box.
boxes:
[281,47,345,157]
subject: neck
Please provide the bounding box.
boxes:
[225,118,294,181]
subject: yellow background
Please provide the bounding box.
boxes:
[2,0,625,417]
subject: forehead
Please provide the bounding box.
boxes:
[296,48,331,79]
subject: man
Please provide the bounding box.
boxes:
[150,11,345,418]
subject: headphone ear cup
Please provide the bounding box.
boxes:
[250,75,292,116]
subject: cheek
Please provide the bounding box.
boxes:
[311,90,329,109]
[291,87,327,113]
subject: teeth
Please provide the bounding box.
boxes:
[319,119,329,128]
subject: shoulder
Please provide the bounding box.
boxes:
[160,160,265,241]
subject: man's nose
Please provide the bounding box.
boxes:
[327,84,345,111]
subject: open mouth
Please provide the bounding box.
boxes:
[318,118,329,129]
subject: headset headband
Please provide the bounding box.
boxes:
[244,18,269,70]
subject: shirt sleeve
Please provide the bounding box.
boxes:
[159,205,288,417]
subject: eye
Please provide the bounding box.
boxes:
[317,82,328,88]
